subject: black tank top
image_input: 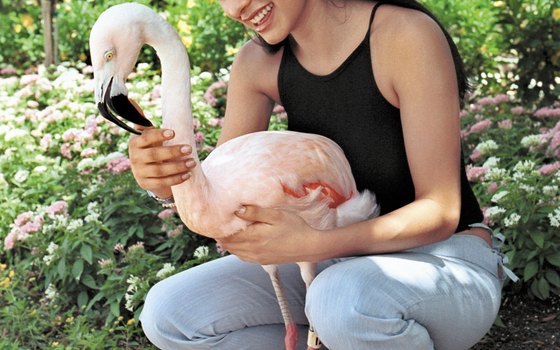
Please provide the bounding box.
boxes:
[278,3,482,232]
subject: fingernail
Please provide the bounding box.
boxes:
[181,173,191,180]
[163,130,173,138]
[180,146,191,154]
[185,159,196,168]
[236,206,246,215]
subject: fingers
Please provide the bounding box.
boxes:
[235,205,282,224]
[129,127,177,148]
[128,127,195,192]
[138,172,191,190]
[142,159,196,179]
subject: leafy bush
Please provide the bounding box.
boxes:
[0,0,248,73]
[460,94,560,299]
[0,60,287,347]
[421,0,506,83]
[496,0,560,105]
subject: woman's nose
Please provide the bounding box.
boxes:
[219,0,252,20]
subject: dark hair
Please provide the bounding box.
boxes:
[254,0,471,104]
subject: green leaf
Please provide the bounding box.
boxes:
[110,302,120,317]
[81,274,99,289]
[80,244,93,265]
[546,253,560,267]
[72,260,84,279]
[545,269,560,288]
[57,259,66,278]
[530,232,545,248]
[537,278,550,300]
[523,260,539,282]
[77,291,89,308]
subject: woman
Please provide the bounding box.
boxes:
[136,0,507,349]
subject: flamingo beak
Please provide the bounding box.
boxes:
[97,77,153,135]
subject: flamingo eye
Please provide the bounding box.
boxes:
[104,51,114,61]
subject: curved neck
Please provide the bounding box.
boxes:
[144,17,205,180]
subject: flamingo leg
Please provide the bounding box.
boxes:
[297,262,322,350]
[263,264,298,350]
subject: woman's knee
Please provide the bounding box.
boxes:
[304,258,434,349]
[140,275,191,348]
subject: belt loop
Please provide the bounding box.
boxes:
[468,223,520,282]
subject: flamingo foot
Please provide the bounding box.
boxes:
[284,322,298,350]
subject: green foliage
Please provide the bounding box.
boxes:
[0,0,248,73]
[460,94,560,300]
[421,0,505,83]
[496,0,560,105]
[167,0,248,72]
[0,58,287,346]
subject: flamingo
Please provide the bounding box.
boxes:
[90,3,379,350]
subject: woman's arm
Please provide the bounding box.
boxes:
[220,8,464,264]
[217,40,282,145]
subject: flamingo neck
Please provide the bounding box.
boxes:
[144,21,205,182]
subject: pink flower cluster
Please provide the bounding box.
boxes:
[466,165,488,182]
[534,107,560,119]
[469,119,492,134]
[476,94,510,106]
[46,201,69,218]
[4,211,44,250]
[539,162,560,176]
[106,157,131,174]
[540,121,560,158]
[203,80,227,107]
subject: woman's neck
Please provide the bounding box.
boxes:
[289,0,375,75]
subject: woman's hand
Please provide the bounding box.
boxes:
[128,127,196,198]
[217,205,325,265]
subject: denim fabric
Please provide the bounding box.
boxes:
[140,234,502,350]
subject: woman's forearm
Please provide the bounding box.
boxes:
[310,198,460,261]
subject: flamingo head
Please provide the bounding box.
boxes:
[89,3,154,135]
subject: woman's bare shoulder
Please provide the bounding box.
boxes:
[231,39,284,102]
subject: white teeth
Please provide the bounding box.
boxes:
[250,4,273,25]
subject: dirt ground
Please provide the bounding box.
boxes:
[472,290,559,350]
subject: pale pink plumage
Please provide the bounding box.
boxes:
[90,4,379,349]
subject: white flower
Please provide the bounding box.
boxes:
[513,160,536,173]
[194,246,209,259]
[520,135,541,148]
[476,140,499,155]
[156,263,176,279]
[491,191,509,204]
[483,157,500,168]
[199,71,212,80]
[33,165,47,173]
[45,284,58,300]
[484,168,508,182]
[519,184,535,193]
[47,242,59,254]
[4,128,28,141]
[77,158,95,171]
[549,208,560,228]
[43,255,54,266]
[504,213,521,227]
[543,185,558,197]
[125,275,141,311]
[67,219,84,232]
[14,169,30,183]
[485,206,506,218]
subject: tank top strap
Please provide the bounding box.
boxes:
[363,2,384,46]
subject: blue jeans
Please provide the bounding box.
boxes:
[140,234,503,350]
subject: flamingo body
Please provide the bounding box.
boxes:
[90,3,379,349]
[175,129,373,237]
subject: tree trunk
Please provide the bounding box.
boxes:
[41,0,56,66]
